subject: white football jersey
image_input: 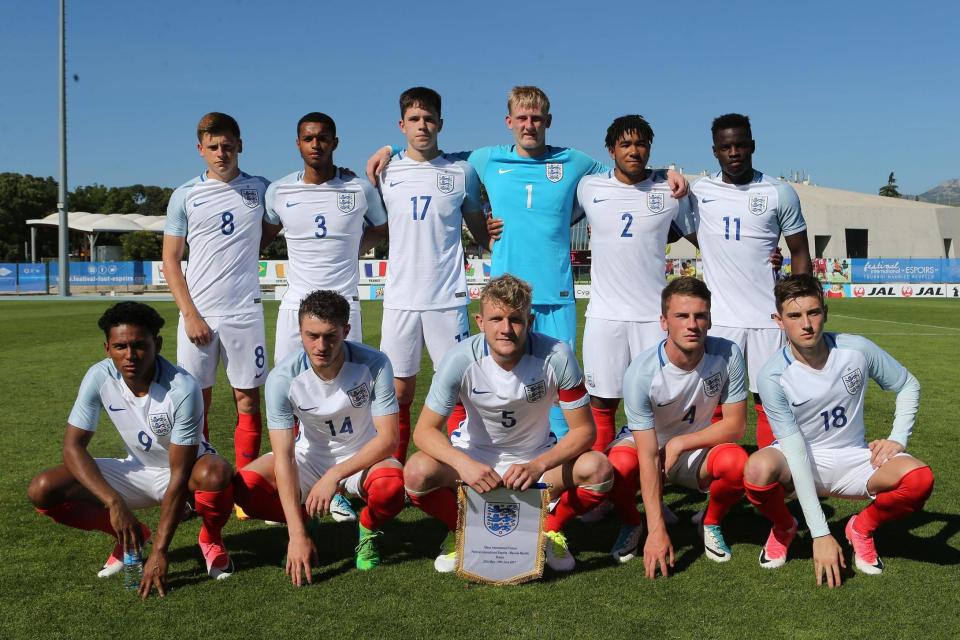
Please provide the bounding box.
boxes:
[691,171,807,328]
[575,170,695,321]
[425,332,590,455]
[266,342,398,466]
[165,172,268,317]
[624,337,747,448]
[379,152,483,310]
[265,169,387,310]
[758,333,910,449]
[68,356,207,468]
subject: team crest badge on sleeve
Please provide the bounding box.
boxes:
[524,380,547,403]
[437,173,455,194]
[545,163,564,183]
[748,194,768,215]
[337,192,357,213]
[647,192,665,213]
[841,368,863,395]
[148,412,173,437]
[485,501,520,537]
[346,383,370,408]
[702,372,723,397]
[241,189,260,208]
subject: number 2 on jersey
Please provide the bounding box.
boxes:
[620,213,634,237]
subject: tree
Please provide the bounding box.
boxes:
[121,231,162,260]
[0,173,59,261]
[879,172,901,198]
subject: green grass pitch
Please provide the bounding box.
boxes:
[1,298,958,638]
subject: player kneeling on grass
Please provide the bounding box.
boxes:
[607,277,749,574]
[404,274,614,573]
[233,290,403,583]
[745,274,933,587]
[28,302,235,598]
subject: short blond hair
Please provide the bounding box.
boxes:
[480,274,532,316]
[507,86,550,115]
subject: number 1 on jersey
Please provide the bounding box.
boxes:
[525,184,533,209]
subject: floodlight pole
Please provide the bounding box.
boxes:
[57,0,70,295]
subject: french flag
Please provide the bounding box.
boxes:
[364,261,387,277]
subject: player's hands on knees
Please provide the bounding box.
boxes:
[365,146,393,184]
[643,527,675,579]
[460,460,502,493]
[666,169,689,199]
[868,439,904,469]
[501,461,545,491]
[486,213,503,248]
[286,533,318,587]
[812,535,846,588]
[305,473,341,518]
[138,550,169,600]
[184,314,213,346]
[109,501,143,555]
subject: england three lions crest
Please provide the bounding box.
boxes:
[524,380,547,403]
[702,372,723,397]
[545,163,563,183]
[842,368,863,395]
[484,501,519,537]
[148,412,173,437]
[437,173,455,194]
[647,192,665,213]
[748,194,768,216]
[241,189,260,209]
[346,383,370,408]
[337,192,356,213]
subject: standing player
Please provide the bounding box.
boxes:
[606,277,748,572]
[28,302,236,597]
[368,86,688,438]
[233,290,404,580]
[378,87,490,463]
[687,113,812,448]
[264,112,388,362]
[744,275,932,587]
[163,112,269,475]
[403,274,614,573]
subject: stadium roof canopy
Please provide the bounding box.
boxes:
[25,212,167,261]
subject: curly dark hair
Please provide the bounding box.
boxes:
[97,301,166,339]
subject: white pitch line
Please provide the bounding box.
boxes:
[832,314,960,332]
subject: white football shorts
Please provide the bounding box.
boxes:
[708,326,785,393]
[274,302,363,364]
[293,447,399,498]
[380,306,470,378]
[769,443,909,499]
[609,430,708,492]
[177,308,267,389]
[451,437,555,478]
[583,318,665,398]
[95,443,217,509]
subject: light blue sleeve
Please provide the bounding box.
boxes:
[458,159,484,214]
[623,351,659,431]
[779,431,830,538]
[352,345,399,417]
[424,345,473,416]
[67,361,110,431]
[545,339,590,410]
[168,367,202,446]
[672,194,696,237]
[265,357,298,430]
[164,185,190,236]
[361,179,388,226]
[570,148,608,177]
[264,181,281,225]
[756,353,800,440]
[572,178,587,225]
[466,146,493,183]
[718,340,748,405]
[773,182,807,236]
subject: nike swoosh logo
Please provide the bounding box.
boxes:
[107,404,126,412]
[388,181,405,187]
[701,198,717,203]
[285,201,302,207]
[656,399,677,407]
[592,197,608,203]
[192,200,210,207]
[791,400,810,406]
[254,371,265,379]
[497,169,514,174]
[297,405,318,411]
[471,387,491,394]
[704,544,726,559]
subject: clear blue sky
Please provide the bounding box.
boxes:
[2,1,957,196]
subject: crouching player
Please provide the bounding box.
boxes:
[234,290,403,582]
[745,275,933,586]
[607,277,748,575]
[28,302,235,598]
[404,274,614,573]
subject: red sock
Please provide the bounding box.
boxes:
[234,412,262,469]
[359,467,405,530]
[195,484,235,545]
[545,487,607,531]
[394,403,412,464]
[233,469,288,523]
[36,501,116,536]
[447,403,466,437]
[703,443,747,526]
[607,446,642,526]
[745,480,795,531]
[408,487,458,531]
[711,404,724,424]
[755,402,774,448]
[590,404,617,452]
[854,466,934,536]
